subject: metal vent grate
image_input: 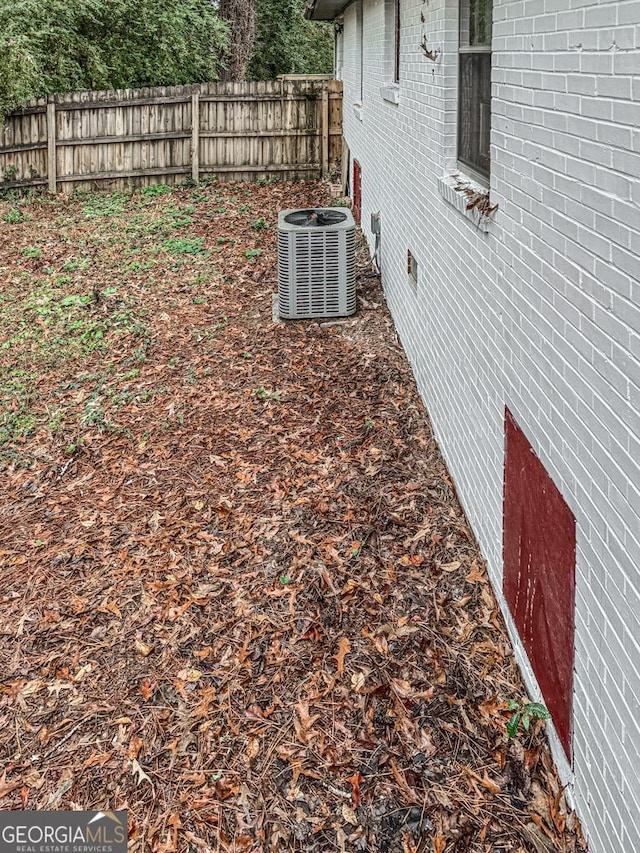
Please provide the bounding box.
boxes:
[277,208,356,320]
[283,209,349,227]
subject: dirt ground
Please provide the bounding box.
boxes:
[0,181,586,852]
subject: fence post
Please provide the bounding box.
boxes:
[191,92,200,184]
[47,101,57,193]
[321,87,329,178]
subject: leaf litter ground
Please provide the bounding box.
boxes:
[0,182,586,853]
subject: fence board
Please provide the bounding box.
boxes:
[0,79,343,193]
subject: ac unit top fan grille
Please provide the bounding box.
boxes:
[283,209,349,228]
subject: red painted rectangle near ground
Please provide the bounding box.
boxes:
[353,159,362,225]
[503,409,576,760]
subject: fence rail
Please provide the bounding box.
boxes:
[0,78,343,194]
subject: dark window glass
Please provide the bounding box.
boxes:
[458,53,491,178]
[358,2,363,102]
[464,0,492,47]
[458,0,492,180]
[394,0,400,83]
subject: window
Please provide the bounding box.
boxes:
[385,0,400,83]
[357,1,364,103]
[458,0,492,181]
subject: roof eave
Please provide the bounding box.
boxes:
[305,0,348,21]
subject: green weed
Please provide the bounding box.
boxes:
[141,184,171,197]
[21,246,42,259]
[163,237,208,256]
[83,193,127,218]
[255,386,279,402]
[5,209,28,224]
[190,188,209,203]
[62,257,90,273]
[145,208,193,235]
[257,175,278,186]
[506,700,551,738]
[0,407,37,446]
[46,408,65,433]
[125,260,154,272]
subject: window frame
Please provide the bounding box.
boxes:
[457,0,492,185]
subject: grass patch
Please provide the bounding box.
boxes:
[0,370,39,459]
[0,277,145,377]
[0,182,281,466]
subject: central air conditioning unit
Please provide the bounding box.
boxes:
[277,208,356,319]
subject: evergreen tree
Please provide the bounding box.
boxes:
[0,0,228,120]
[248,0,333,81]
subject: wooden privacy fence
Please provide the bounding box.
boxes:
[0,77,343,194]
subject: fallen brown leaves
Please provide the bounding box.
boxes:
[0,181,585,852]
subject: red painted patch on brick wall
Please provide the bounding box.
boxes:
[353,160,362,225]
[503,408,576,760]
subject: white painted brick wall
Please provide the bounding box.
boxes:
[339,0,640,850]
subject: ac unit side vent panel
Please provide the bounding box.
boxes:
[277,208,357,320]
